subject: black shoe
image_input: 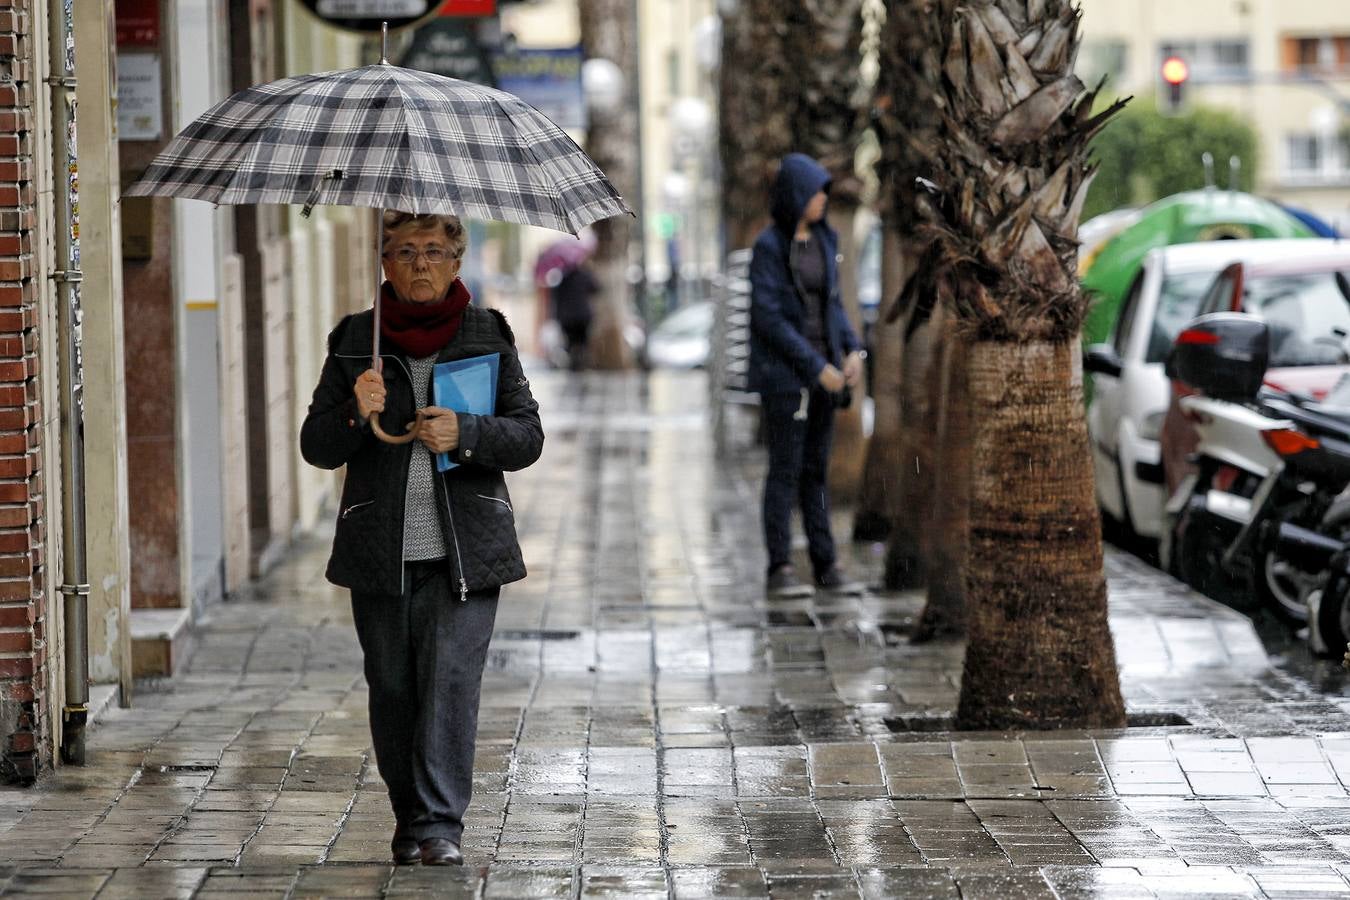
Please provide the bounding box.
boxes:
[391,835,421,865]
[767,565,814,598]
[816,567,864,595]
[420,837,463,866]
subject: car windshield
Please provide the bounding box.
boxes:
[1243,271,1350,367]
[1145,271,1219,363]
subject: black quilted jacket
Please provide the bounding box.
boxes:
[299,304,543,599]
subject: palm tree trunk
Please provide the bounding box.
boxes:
[827,202,867,502]
[912,313,971,641]
[853,227,909,541]
[956,342,1124,728]
[883,305,942,589]
[579,0,637,370]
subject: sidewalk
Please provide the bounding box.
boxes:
[4,370,1350,898]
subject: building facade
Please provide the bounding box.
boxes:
[1079,0,1350,226]
[0,0,374,783]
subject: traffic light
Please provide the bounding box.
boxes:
[1161,56,1189,114]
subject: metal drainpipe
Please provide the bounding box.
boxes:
[48,0,89,766]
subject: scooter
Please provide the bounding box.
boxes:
[1162,314,1350,622]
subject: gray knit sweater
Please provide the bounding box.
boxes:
[403,354,448,561]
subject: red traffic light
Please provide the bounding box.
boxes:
[1161,56,1189,85]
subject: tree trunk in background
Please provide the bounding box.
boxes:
[853,227,909,541]
[912,319,971,641]
[956,343,1122,728]
[579,0,637,370]
[827,203,866,503]
[901,0,1127,728]
[719,0,866,252]
[883,308,940,590]
[856,0,936,541]
[718,0,789,251]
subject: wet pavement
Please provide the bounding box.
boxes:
[5,371,1350,897]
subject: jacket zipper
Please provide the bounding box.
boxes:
[476,494,512,513]
[441,474,469,602]
[337,350,414,597]
[340,500,374,519]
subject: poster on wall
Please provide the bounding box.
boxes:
[494,47,585,132]
[117,53,162,141]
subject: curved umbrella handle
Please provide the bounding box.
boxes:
[370,410,425,445]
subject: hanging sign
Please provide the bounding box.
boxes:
[297,0,439,33]
[115,0,161,47]
[440,0,496,15]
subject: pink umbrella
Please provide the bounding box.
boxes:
[534,230,597,287]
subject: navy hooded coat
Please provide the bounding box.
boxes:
[748,153,862,396]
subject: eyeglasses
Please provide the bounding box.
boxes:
[386,245,456,265]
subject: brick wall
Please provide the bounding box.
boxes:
[0,0,47,785]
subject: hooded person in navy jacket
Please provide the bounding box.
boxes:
[749,153,866,598]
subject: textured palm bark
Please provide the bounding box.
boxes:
[883,308,942,590]
[579,0,637,370]
[853,228,909,542]
[896,0,1127,727]
[912,315,971,642]
[719,0,865,251]
[955,342,1125,729]
[856,0,936,540]
[827,203,867,502]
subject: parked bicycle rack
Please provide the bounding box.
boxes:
[711,249,760,456]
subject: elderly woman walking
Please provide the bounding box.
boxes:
[300,212,543,866]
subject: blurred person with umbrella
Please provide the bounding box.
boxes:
[127,34,629,866]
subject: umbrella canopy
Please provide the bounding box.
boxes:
[1081,190,1315,345]
[125,63,631,235]
[533,232,597,288]
[127,60,631,445]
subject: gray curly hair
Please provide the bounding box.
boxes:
[382,211,467,260]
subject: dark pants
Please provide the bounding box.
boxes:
[351,561,499,843]
[762,387,837,577]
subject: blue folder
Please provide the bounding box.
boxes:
[431,353,499,472]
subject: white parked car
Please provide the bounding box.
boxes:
[645,301,713,369]
[1085,239,1323,539]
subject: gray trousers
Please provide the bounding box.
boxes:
[351,560,499,843]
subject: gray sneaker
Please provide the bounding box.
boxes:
[816,567,864,595]
[767,565,814,598]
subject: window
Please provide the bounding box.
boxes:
[1079,40,1128,88]
[1242,272,1350,368]
[1287,134,1321,174]
[1283,132,1350,184]
[1158,39,1250,80]
[1282,36,1350,74]
[1146,271,1223,363]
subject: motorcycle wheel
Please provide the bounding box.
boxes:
[1269,499,1350,626]
[1315,574,1350,659]
[1174,505,1229,599]
[1254,551,1312,623]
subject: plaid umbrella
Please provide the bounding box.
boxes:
[125,63,631,235]
[127,60,631,443]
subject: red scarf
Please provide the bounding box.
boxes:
[378,279,472,358]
